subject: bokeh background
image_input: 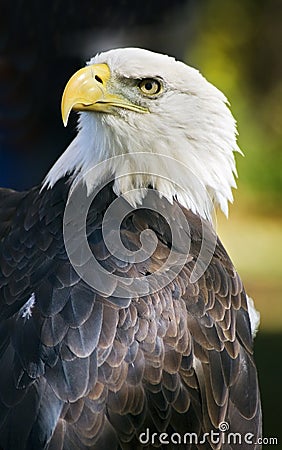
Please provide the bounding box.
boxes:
[1,0,281,445]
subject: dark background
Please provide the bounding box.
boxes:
[1,0,281,446]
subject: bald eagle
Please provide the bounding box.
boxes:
[0,48,261,449]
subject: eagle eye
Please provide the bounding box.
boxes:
[138,78,162,96]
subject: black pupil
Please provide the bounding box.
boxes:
[145,81,153,91]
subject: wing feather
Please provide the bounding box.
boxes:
[0,182,261,449]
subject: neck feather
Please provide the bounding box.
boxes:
[43,110,239,223]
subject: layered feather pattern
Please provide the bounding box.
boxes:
[0,179,261,449]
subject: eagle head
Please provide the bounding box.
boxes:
[45,47,240,221]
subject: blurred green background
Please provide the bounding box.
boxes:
[189,1,282,445]
[1,0,281,446]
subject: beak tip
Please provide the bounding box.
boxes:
[61,91,72,127]
[61,105,70,127]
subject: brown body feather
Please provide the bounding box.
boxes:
[0,179,261,449]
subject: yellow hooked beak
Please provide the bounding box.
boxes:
[61,63,148,126]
